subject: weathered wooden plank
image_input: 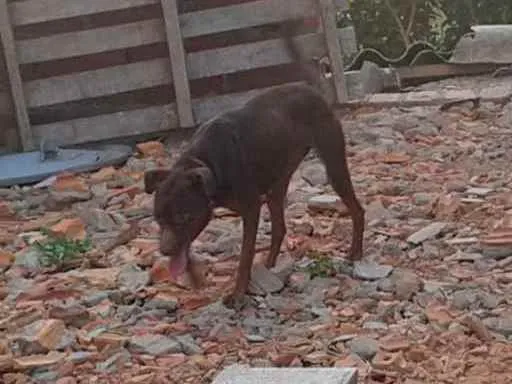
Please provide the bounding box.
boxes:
[161,0,195,127]
[0,91,13,112]
[0,0,33,150]
[32,81,310,146]
[319,0,347,102]
[17,19,165,64]
[24,32,326,108]
[17,0,320,65]
[24,59,172,108]
[32,104,178,145]
[192,82,304,123]
[9,0,159,27]
[187,33,327,79]
[24,32,325,109]
[180,0,318,38]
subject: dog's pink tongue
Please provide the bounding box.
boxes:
[169,251,188,280]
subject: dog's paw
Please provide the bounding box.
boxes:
[222,293,251,311]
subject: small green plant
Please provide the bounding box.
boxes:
[34,228,92,268]
[303,250,338,279]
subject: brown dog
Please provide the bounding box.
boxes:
[144,26,365,309]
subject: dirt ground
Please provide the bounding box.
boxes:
[0,75,512,383]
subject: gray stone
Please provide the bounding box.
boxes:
[389,270,423,300]
[478,292,502,310]
[413,193,436,206]
[266,295,298,312]
[13,319,66,355]
[31,369,59,382]
[483,317,512,337]
[176,334,202,356]
[302,278,339,303]
[77,208,118,232]
[212,365,357,384]
[346,336,379,360]
[0,188,22,200]
[353,262,393,281]
[68,351,96,364]
[129,334,182,356]
[55,329,77,351]
[249,264,284,295]
[199,235,241,256]
[363,321,388,331]
[365,199,393,223]
[481,245,512,260]
[144,297,178,313]
[117,265,150,293]
[186,301,236,329]
[6,277,35,302]
[245,334,267,343]
[307,195,343,213]
[310,305,331,319]
[96,349,131,373]
[49,190,92,205]
[377,278,395,293]
[14,248,43,270]
[407,222,448,245]
[406,122,440,137]
[451,290,479,310]
[465,187,493,197]
[49,304,91,328]
[444,251,483,262]
[301,161,328,186]
[353,282,380,299]
[270,253,296,283]
[115,305,143,322]
[82,292,110,307]
[423,280,454,294]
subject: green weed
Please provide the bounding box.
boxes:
[303,250,338,279]
[34,228,92,268]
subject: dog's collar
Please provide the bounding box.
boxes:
[188,157,217,208]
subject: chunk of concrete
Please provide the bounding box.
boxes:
[406,222,447,245]
[212,365,357,384]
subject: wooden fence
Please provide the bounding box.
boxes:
[0,0,349,152]
[0,37,19,152]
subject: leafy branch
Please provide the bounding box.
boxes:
[384,0,418,48]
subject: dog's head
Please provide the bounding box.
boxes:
[144,166,216,279]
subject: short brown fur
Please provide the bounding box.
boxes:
[144,24,365,309]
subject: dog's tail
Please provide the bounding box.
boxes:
[308,81,365,262]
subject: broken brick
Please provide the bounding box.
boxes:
[89,166,118,183]
[53,174,89,192]
[13,352,65,370]
[0,249,14,268]
[15,319,66,354]
[49,218,86,240]
[150,259,172,283]
[136,141,167,157]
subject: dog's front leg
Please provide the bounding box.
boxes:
[223,206,260,310]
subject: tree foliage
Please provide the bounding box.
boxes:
[340,0,512,57]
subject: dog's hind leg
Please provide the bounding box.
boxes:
[314,116,365,261]
[265,181,289,269]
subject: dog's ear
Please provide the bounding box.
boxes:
[144,169,170,194]
[188,167,216,198]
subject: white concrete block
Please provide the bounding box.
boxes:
[212,365,358,384]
